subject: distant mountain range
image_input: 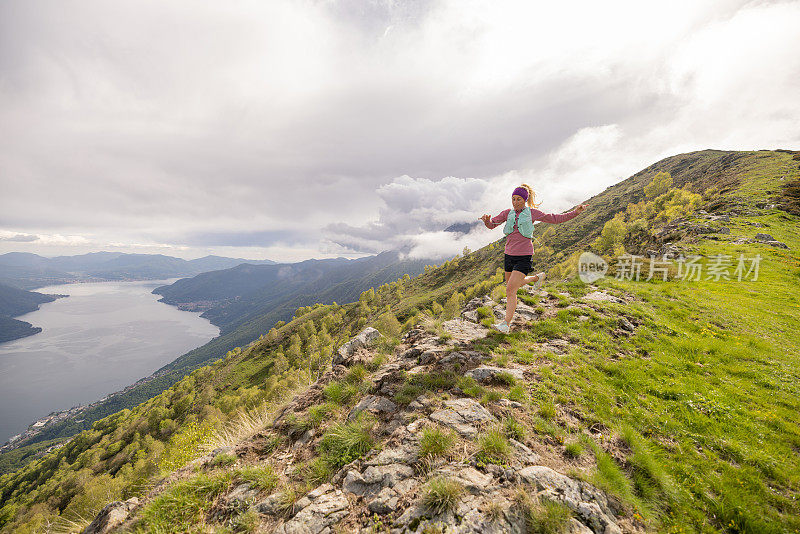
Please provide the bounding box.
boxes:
[153,250,428,335]
[0,252,275,290]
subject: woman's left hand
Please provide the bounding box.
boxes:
[576,204,587,213]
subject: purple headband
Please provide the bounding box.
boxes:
[512,186,529,201]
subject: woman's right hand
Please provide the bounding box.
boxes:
[480,214,491,224]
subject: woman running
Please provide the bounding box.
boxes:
[480,184,587,333]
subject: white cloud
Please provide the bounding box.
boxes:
[0,0,798,261]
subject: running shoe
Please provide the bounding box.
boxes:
[493,320,510,333]
[532,271,546,291]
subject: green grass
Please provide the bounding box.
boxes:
[136,472,231,533]
[421,477,465,515]
[235,465,278,493]
[514,490,572,534]
[317,416,376,468]
[477,429,511,465]
[503,416,526,441]
[419,427,456,460]
[322,380,360,406]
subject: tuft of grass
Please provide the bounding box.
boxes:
[481,390,503,404]
[477,429,511,465]
[537,400,557,420]
[395,383,424,405]
[210,453,237,468]
[323,381,359,406]
[318,416,376,468]
[301,456,333,486]
[507,385,528,403]
[138,472,232,533]
[232,509,259,533]
[307,402,338,428]
[495,371,517,386]
[236,464,279,493]
[476,306,493,319]
[564,442,583,459]
[419,427,456,460]
[514,489,572,534]
[367,353,386,372]
[457,376,484,398]
[503,416,526,441]
[421,477,465,515]
[344,364,369,385]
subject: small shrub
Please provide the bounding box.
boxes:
[419,427,456,460]
[421,477,465,515]
[412,371,458,391]
[367,353,386,371]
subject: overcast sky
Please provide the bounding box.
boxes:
[1,0,798,262]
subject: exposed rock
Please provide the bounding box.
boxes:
[519,466,621,534]
[333,327,381,365]
[509,439,540,465]
[429,398,497,437]
[440,350,485,369]
[442,319,489,342]
[618,317,636,333]
[255,492,286,515]
[368,487,400,514]
[276,484,349,534]
[581,291,623,304]
[465,366,525,383]
[755,233,775,241]
[83,498,139,534]
[495,300,539,322]
[347,395,397,421]
[435,465,493,494]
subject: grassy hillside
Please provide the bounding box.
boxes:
[1,149,798,533]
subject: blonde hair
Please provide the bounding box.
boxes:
[520,183,541,208]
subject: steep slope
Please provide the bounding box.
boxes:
[1,149,799,533]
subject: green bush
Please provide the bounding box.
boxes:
[457,376,484,398]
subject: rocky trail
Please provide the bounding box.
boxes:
[85,285,643,534]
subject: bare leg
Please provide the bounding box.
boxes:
[505,270,526,325]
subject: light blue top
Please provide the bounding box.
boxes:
[503,207,534,238]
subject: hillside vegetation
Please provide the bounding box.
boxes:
[0,149,798,533]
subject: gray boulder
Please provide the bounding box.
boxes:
[333,327,381,365]
[429,398,497,438]
[82,498,139,534]
[275,484,349,534]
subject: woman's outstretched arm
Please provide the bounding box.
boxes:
[480,208,511,229]
[531,204,587,224]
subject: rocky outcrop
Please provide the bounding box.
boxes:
[334,327,381,365]
[82,498,139,534]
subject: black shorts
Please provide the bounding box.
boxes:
[504,254,532,275]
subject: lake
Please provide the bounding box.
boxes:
[0,279,219,445]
